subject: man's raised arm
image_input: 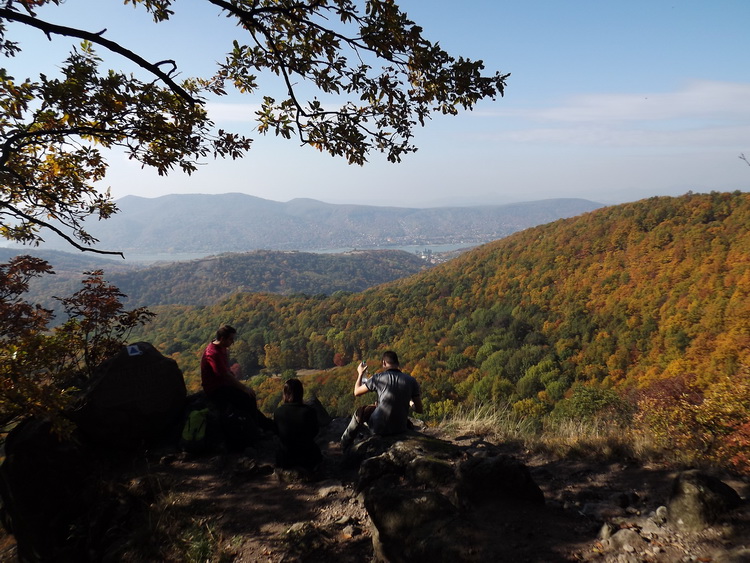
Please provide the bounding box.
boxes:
[353,361,369,396]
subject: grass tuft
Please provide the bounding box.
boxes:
[437,404,682,466]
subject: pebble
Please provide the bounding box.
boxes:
[654,505,668,524]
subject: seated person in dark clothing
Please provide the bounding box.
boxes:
[273,378,322,471]
[201,324,275,441]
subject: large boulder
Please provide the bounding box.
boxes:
[364,488,460,563]
[667,469,743,532]
[455,453,545,508]
[72,342,187,448]
[0,343,188,561]
[348,430,546,562]
[0,419,98,562]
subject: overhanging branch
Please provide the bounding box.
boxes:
[0,7,198,105]
[1,201,124,258]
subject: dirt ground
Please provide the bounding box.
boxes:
[1,419,747,562]
[145,420,750,563]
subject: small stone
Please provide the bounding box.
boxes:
[654,505,668,524]
[342,524,360,537]
[599,522,615,540]
[336,515,352,525]
[287,522,307,534]
[607,529,646,552]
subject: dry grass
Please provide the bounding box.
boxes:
[436,404,672,465]
[436,403,538,445]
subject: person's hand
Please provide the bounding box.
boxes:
[357,361,368,377]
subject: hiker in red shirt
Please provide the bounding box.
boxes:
[201,324,275,439]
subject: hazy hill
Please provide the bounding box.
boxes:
[109,249,431,307]
[0,248,131,272]
[0,248,137,313]
[37,193,604,253]
[133,192,749,468]
[1,247,431,313]
[136,191,749,385]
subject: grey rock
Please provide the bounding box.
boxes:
[604,528,647,552]
[364,487,459,563]
[714,547,750,563]
[599,522,616,540]
[455,454,545,508]
[357,453,402,492]
[406,456,456,487]
[654,505,668,524]
[667,470,742,532]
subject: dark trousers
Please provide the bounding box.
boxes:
[340,404,377,449]
[209,386,276,433]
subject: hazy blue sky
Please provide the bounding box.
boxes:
[9,0,750,207]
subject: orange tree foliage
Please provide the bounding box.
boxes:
[633,369,750,472]
[132,192,750,464]
[1,257,153,431]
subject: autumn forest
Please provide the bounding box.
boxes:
[129,191,750,472]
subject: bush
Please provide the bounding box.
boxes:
[446,353,472,372]
[633,371,750,470]
[516,371,543,399]
[551,385,632,424]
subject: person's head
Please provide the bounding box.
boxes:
[215,324,237,347]
[382,350,399,369]
[283,378,304,403]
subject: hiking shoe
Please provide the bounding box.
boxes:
[340,436,353,452]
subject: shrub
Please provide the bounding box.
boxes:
[446,353,472,372]
[551,385,632,425]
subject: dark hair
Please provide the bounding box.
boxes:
[382,350,399,367]
[283,378,304,403]
[216,324,236,340]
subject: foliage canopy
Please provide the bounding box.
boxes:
[0,258,153,431]
[0,0,508,253]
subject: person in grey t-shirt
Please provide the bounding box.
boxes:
[340,350,423,450]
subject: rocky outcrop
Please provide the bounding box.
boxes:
[342,430,748,563]
[454,453,545,508]
[366,489,459,563]
[586,469,747,563]
[0,342,187,561]
[72,341,186,448]
[343,431,547,562]
[667,469,743,532]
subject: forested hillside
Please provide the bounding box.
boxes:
[109,249,431,307]
[0,248,136,312]
[0,248,431,314]
[134,192,750,470]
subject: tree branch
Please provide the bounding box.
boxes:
[1,201,124,257]
[0,7,197,105]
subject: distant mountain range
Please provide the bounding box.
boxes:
[35,194,604,254]
[0,247,432,311]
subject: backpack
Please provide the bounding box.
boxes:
[181,407,212,454]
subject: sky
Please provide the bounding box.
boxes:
[6,0,750,207]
